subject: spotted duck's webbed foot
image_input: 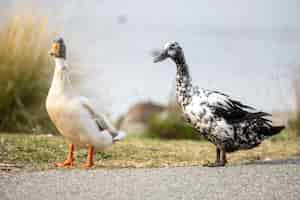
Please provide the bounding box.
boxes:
[203,148,227,167]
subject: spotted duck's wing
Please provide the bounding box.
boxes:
[206,90,269,124]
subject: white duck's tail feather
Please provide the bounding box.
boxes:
[113,130,126,142]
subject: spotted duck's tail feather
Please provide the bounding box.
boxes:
[243,114,284,139]
[261,125,285,137]
[231,116,285,152]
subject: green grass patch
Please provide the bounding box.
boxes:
[0,132,299,171]
[288,113,300,137]
[145,112,202,140]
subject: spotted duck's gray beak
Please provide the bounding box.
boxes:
[153,50,168,63]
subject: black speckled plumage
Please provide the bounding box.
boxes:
[154,41,285,167]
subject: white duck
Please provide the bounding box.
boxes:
[47,38,125,168]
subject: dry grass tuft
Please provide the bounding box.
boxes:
[0,15,56,133]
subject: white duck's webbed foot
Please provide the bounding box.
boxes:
[55,143,74,168]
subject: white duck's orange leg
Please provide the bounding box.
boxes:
[81,146,94,169]
[55,143,74,168]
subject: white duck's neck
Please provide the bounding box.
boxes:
[49,58,73,96]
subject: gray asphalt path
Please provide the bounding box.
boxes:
[1,159,300,200]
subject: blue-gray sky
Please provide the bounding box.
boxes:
[2,0,300,117]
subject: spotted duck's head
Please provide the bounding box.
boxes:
[49,37,66,60]
[153,41,184,64]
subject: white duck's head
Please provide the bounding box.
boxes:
[153,41,184,64]
[49,37,66,60]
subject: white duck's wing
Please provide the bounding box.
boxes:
[79,97,118,137]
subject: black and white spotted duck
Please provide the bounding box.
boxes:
[153,41,285,167]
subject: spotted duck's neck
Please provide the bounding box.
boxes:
[172,53,192,106]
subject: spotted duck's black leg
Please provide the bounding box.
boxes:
[216,148,221,163]
[203,147,226,167]
[220,149,227,165]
